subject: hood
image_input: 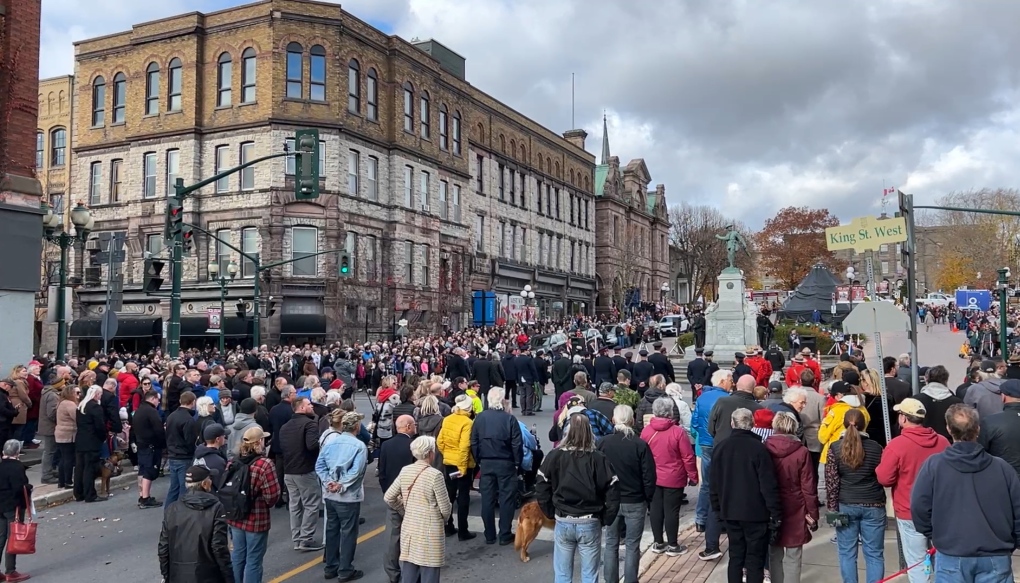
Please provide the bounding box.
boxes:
[921,382,954,401]
[194,444,223,459]
[648,416,675,432]
[765,434,802,459]
[900,426,943,449]
[232,413,256,430]
[838,395,863,408]
[643,387,665,403]
[181,490,220,510]
[377,388,397,403]
[942,441,994,474]
[418,414,443,435]
[699,385,726,395]
[974,377,1005,395]
[557,392,577,409]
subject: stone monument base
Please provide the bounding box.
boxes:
[704,268,758,364]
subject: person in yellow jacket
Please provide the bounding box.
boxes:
[436,395,477,541]
[818,379,870,463]
[464,381,483,415]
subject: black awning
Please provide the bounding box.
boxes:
[69,316,161,339]
[180,316,252,337]
[280,314,327,336]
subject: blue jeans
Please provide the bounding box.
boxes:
[696,447,713,526]
[324,499,360,577]
[230,527,269,583]
[896,518,930,583]
[603,502,645,583]
[554,517,601,583]
[479,460,517,542]
[21,419,38,444]
[163,459,189,508]
[934,553,1012,583]
[835,504,886,583]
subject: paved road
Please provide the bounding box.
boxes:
[863,322,968,386]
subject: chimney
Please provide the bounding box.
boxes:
[562,129,588,151]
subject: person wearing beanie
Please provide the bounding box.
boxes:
[751,409,776,441]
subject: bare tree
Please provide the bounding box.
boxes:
[929,188,1020,289]
[669,203,755,301]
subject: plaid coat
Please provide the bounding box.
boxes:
[226,456,281,532]
[383,460,452,567]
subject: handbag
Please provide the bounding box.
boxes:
[8,487,36,555]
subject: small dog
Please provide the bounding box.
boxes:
[514,500,555,562]
[100,451,125,497]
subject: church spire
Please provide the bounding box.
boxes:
[600,112,611,165]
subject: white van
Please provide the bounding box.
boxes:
[658,315,682,337]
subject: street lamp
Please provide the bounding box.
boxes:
[41,201,92,360]
[208,259,239,353]
[660,281,671,304]
[520,284,536,304]
[846,266,856,284]
[998,267,1011,357]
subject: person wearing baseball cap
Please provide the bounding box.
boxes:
[317,409,369,581]
[818,381,868,465]
[227,424,282,582]
[964,359,1007,419]
[159,465,233,582]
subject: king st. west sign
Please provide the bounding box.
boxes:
[825,215,908,252]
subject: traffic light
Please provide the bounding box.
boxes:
[181,226,195,256]
[236,301,248,319]
[143,258,165,293]
[294,129,320,200]
[339,252,352,277]
[266,296,278,318]
[165,198,183,241]
[897,189,913,267]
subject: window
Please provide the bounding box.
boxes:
[168,58,183,112]
[240,142,254,190]
[402,82,414,132]
[419,171,429,211]
[881,261,890,274]
[476,154,484,192]
[50,194,64,223]
[421,244,430,286]
[555,236,562,269]
[110,159,122,202]
[345,231,357,276]
[91,77,105,126]
[521,228,528,263]
[569,194,575,225]
[537,181,543,215]
[366,68,378,120]
[241,48,256,103]
[439,106,448,150]
[35,132,43,168]
[143,152,157,198]
[286,43,303,98]
[284,138,295,175]
[880,244,889,253]
[509,170,516,205]
[476,215,485,252]
[571,241,576,272]
[545,184,552,216]
[366,156,378,201]
[420,91,430,139]
[241,228,258,278]
[111,74,127,123]
[365,235,378,280]
[145,63,160,115]
[583,199,589,229]
[215,145,229,192]
[521,176,527,210]
[404,241,414,282]
[292,227,317,276]
[452,112,461,155]
[166,149,180,196]
[215,229,231,278]
[217,52,232,106]
[404,166,413,207]
[146,234,163,256]
[555,188,561,219]
[48,128,67,167]
[88,162,102,205]
[439,180,448,220]
[347,150,359,195]
[511,225,518,260]
[348,59,360,113]
[499,221,506,257]
[319,140,326,177]
[309,45,326,101]
[452,185,461,222]
[498,164,505,200]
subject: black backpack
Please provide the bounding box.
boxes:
[217,458,255,520]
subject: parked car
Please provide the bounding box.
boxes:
[530,332,569,352]
[657,315,683,337]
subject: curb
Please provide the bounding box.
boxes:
[34,471,139,508]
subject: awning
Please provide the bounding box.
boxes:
[69,316,161,338]
[280,314,327,336]
[180,316,252,337]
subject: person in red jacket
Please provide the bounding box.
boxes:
[747,348,773,387]
[765,411,819,583]
[785,355,808,388]
[801,349,822,390]
[22,361,45,447]
[117,362,140,409]
[875,398,948,583]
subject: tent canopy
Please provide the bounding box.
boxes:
[777,264,850,324]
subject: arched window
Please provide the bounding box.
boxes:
[555,161,560,178]
[519,145,526,163]
[35,131,43,169]
[145,63,160,115]
[366,68,378,120]
[420,90,430,139]
[217,52,232,106]
[546,157,552,173]
[286,42,303,98]
[476,122,484,142]
[111,73,126,123]
[309,45,326,101]
[438,105,448,150]
[348,59,360,113]
[402,81,414,132]
[452,111,462,156]
[241,48,256,103]
[500,134,506,153]
[569,169,575,185]
[510,139,516,159]
[168,58,183,111]
[50,128,66,166]
[91,76,106,126]
[584,175,590,192]
[538,157,544,172]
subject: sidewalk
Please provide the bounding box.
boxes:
[26,457,138,507]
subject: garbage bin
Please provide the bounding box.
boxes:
[800,335,817,354]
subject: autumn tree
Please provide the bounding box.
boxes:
[926,188,1020,289]
[756,206,841,289]
[669,203,755,301]
[934,250,976,291]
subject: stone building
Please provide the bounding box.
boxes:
[593,116,670,313]
[63,0,596,353]
[0,0,44,366]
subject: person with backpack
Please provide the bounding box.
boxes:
[316,409,369,582]
[225,425,281,583]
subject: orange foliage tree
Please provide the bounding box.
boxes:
[934,250,978,291]
[756,207,841,289]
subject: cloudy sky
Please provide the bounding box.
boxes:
[38,0,1020,228]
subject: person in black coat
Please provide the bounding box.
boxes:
[515,348,541,416]
[164,392,199,509]
[74,386,108,503]
[648,343,675,383]
[165,364,188,414]
[471,352,505,403]
[0,380,20,447]
[268,387,295,507]
[502,349,520,409]
[132,390,166,508]
[611,349,631,378]
[631,351,655,395]
[100,379,123,439]
[593,348,617,391]
[551,351,574,405]
[158,465,233,583]
[0,441,32,580]
[445,349,472,383]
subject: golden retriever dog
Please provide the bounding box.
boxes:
[514,500,555,562]
[100,450,126,497]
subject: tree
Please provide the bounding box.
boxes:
[756,207,841,289]
[927,188,1020,289]
[669,203,755,301]
[934,250,975,291]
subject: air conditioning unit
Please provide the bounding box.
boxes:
[84,267,101,286]
[85,238,101,251]
[421,204,430,213]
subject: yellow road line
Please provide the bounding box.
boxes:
[268,525,386,583]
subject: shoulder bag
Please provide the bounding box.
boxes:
[8,486,36,555]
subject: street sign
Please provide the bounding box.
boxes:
[825,215,908,253]
[100,311,119,342]
[93,250,126,265]
[842,298,909,334]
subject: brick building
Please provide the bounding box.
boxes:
[0,0,44,366]
[64,0,596,352]
[593,116,670,313]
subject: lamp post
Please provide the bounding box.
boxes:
[208,259,238,353]
[998,267,1011,357]
[41,202,93,360]
[660,281,671,304]
[520,284,536,322]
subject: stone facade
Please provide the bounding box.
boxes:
[59,0,596,351]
